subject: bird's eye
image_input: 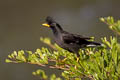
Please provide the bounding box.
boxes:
[51,23,56,26]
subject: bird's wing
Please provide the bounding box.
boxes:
[62,31,91,44]
[71,33,91,40]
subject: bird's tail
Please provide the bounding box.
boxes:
[87,41,102,47]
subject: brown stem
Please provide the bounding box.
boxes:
[103,21,120,35]
[11,60,70,70]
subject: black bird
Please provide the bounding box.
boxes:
[42,16,101,57]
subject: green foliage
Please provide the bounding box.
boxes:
[32,69,61,80]
[32,69,48,80]
[100,16,120,35]
[6,17,120,80]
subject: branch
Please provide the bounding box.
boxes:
[10,59,70,71]
[101,18,120,35]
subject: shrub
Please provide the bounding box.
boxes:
[6,17,120,80]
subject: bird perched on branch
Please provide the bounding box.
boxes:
[42,16,101,57]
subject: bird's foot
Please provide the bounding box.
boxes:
[74,57,79,69]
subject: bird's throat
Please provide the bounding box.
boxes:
[51,26,62,36]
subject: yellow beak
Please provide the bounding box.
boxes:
[42,23,50,27]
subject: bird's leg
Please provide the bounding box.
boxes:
[76,52,80,62]
[75,57,79,69]
[75,53,80,69]
[77,57,79,62]
[62,57,67,62]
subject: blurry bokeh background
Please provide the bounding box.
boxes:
[0,0,120,80]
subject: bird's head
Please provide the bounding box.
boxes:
[42,16,63,32]
[42,16,56,28]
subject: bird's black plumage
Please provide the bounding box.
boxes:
[42,16,101,57]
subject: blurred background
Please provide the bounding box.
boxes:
[0,0,120,80]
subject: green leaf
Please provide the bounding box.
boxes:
[5,59,12,63]
[32,69,48,79]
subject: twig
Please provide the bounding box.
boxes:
[102,20,120,35]
[11,60,70,70]
[28,62,70,70]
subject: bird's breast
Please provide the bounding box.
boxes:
[54,35,65,47]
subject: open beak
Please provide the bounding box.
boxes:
[42,23,50,27]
